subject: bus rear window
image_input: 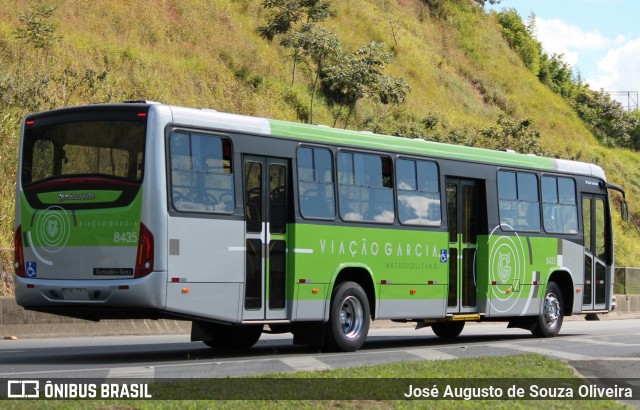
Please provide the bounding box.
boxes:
[22,120,145,185]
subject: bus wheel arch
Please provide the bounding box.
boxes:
[548,270,574,316]
[328,266,376,319]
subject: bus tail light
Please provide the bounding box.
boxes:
[134,223,154,278]
[14,226,25,278]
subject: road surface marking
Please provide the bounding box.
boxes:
[280,357,331,371]
[107,366,155,379]
[407,348,457,360]
[488,343,591,360]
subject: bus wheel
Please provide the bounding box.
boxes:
[431,321,465,338]
[532,282,564,338]
[325,281,370,352]
[201,324,262,349]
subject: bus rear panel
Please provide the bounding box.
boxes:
[14,105,163,319]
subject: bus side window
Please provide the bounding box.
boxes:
[298,146,336,219]
[498,171,540,231]
[542,176,577,234]
[337,152,394,223]
[397,158,441,226]
[169,132,235,213]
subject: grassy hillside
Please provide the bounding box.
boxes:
[0,0,639,292]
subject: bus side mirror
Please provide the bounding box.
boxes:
[621,200,629,221]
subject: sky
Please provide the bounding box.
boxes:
[487,0,640,109]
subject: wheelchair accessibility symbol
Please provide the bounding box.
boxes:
[26,262,37,278]
[440,249,448,263]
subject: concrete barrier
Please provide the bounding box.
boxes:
[0,297,190,339]
[1,295,639,339]
[614,294,640,315]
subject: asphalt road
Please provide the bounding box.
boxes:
[0,319,638,381]
[1,319,639,405]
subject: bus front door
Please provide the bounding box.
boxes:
[446,178,479,314]
[582,194,610,311]
[243,156,289,320]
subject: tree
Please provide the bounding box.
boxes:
[14,4,61,52]
[258,0,410,126]
[497,8,541,74]
[628,110,640,151]
[258,0,336,86]
[574,89,638,148]
[282,24,340,123]
[322,42,410,127]
[257,0,335,41]
[538,52,578,98]
[480,115,547,155]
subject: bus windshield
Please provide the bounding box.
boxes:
[22,120,145,186]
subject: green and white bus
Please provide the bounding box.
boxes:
[14,102,628,351]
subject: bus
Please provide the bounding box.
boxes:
[14,102,628,352]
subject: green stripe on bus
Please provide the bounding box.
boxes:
[268,119,556,170]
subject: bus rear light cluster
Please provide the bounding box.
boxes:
[134,223,154,278]
[14,226,25,278]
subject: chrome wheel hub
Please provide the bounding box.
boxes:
[340,296,363,339]
[543,292,561,329]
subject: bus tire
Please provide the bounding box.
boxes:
[202,324,262,349]
[431,321,465,338]
[532,282,564,338]
[325,281,370,352]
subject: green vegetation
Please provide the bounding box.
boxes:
[258,0,410,126]
[0,354,628,408]
[497,8,640,152]
[1,0,640,293]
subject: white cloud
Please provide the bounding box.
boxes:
[534,17,610,65]
[613,34,628,47]
[589,37,640,93]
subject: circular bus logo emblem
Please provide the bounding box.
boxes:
[487,225,527,313]
[35,206,71,253]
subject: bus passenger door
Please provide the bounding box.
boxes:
[446,178,479,314]
[243,156,289,320]
[582,194,609,311]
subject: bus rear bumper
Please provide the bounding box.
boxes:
[14,271,167,320]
